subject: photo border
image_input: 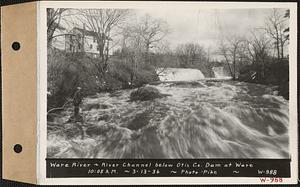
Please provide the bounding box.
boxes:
[37,1,298,185]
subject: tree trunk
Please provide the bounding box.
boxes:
[276,39,280,61]
[226,61,234,79]
[233,54,236,80]
[145,41,150,65]
[280,37,284,59]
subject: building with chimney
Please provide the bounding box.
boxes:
[51,24,113,58]
[65,27,100,58]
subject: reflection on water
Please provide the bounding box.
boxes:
[47,80,289,159]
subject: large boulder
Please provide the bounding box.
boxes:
[130,86,169,101]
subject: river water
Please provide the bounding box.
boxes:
[47,69,289,159]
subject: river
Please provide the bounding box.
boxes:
[47,68,289,159]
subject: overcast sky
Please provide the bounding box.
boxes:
[59,8,287,60]
[135,8,286,55]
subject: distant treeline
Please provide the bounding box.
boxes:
[47,8,290,109]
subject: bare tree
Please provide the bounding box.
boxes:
[219,36,244,79]
[175,43,206,68]
[133,14,170,64]
[47,8,67,45]
[116,14,170,84]
[115,22,146,86]
[245,30,271,80]
[79,9,130,75]
[264,9,289,60]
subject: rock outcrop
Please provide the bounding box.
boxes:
[130,86,169,101]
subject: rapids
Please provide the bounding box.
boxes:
[158,68,205,81]
[212,66,231,79]
[47,79,289,159]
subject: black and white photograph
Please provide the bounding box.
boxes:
[46,5,291,160]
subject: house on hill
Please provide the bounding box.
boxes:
[50,25,67,51]
[66,26,113,58]
[65,27,98,58]
[51,25,112,58]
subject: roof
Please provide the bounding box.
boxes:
[70,27,113,41]
[72,27,97,37]
[57,24,66,31]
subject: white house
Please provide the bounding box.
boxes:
[65,27,100,58]
[50,25,67,51]
[51,26,113,58]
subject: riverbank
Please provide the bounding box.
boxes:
[238,61,289,100]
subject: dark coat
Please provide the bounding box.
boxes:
[73,90,83,106]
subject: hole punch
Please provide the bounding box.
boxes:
[13,144,22,153]
[12,42,21,51]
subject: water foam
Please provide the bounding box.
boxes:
[47,79,289,158]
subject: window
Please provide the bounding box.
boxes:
[69,44,73,50]
[93,37,96,42]
[78,43,81,50]
[97,45,99,51]
[90,44,93,49]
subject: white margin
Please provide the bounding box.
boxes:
[37,1,298,185]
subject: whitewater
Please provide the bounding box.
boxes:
[47,68,289,159]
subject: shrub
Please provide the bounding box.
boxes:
[237,59,289,99]
[47,50,99,109]
[47,49,161,109]
[108,57,159,89]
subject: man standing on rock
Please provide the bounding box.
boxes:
[73,87,83,121]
